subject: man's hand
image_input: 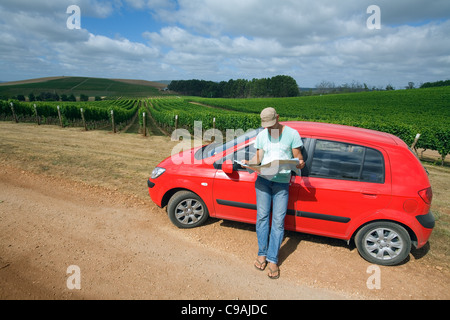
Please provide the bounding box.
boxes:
[296,159,305,169]
[292,147,305,170]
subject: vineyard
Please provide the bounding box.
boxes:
[147,97,261,132]
[1,85,449,163]
[184,87,450,163]
[0,99,141,132]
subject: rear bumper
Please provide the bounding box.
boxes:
[414,211,435,248]
[416,211,435,229]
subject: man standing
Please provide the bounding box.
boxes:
[243,107,305,279]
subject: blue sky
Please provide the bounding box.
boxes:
[1,0,449,88]
[82,7,163,41]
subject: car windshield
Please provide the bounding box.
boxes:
[195,127,263,160]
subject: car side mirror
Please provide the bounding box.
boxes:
[222,160,234,174]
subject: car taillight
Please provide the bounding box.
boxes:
[418,187,432,204]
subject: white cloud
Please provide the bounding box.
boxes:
[0,0,449,86]
[0,0,166,80]
[125,0,176,10]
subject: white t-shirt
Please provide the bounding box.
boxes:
[254,126,303,183]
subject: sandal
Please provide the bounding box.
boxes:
[254,258,267,271]
[267,265,280,279]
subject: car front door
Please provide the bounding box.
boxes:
[212,142,258,224]
[212,139,308,227]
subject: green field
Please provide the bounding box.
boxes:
[0,77,165,98]
[187,86,450,127]
[1,80,449,162]
[182,87,450,161]
[144,87,450,162]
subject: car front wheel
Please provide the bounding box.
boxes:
[355,221,411,266]
[167,191,209,228]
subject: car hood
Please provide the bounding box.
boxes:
[158,145,205,169]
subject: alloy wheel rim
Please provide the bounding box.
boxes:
[363,227,404,260]
[175,199,204,225]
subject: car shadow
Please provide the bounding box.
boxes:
[214,219,354,266]
[278,231,354,266]
[206,218,431,266]
[410,242,431,260]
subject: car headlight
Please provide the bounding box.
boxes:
[151,167,166,179]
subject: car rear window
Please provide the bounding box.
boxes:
[311,140,384,183]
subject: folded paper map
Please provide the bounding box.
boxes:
[234,159,301,179]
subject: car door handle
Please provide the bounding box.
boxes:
[361,190,378,198]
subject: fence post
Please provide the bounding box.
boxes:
[211,117,216,142]
[410,133,421,155]
[111,109,116,133]
[80,108,87,131]
[57,105,63,128]
[174,114,178,131]
[9,102,18,123]
[33,104,40,125]
[143,112,147,137]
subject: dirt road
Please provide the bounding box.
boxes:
[0,122,449,300]
[0,166,347,300]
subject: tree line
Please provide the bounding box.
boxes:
[420,79,450,88]
[15,92,103,102]
[168,75,300,98]
[315,79,450,94]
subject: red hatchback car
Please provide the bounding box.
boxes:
[148,121,434,266]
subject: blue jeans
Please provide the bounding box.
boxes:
[255,176,290,265]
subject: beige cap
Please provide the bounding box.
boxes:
[260,107,278,127]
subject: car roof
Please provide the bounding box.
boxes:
[281,121,402,147]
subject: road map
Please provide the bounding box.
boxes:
[234,159,301,179]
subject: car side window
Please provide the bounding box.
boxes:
[361,147,385,183]
[220,138,308,172]
[229,143,257,171]
[213,143,257,170]
[310,140,384,183]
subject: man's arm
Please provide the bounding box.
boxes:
[292,147,305,169]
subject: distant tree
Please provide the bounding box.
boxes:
[316,80,336,94]
[80,94,89,101]
[17,94,25,101]
[36,92,46,101]
[406,82,415,89]
[61,94,68,101]
[35,92,59,101]
[28,93,36,102]
[95,96,102,101]
[68,94,76,102]
[270,75,300,97]
[385,84,395,91]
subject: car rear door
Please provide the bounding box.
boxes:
[291,138,392,239]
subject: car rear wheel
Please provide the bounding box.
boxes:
[355,221,411,266]
[167,191,209,228]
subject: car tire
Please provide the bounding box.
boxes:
[167,191,209,229]
[355,221,411,266]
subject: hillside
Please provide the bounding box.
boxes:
[0,76,168,98]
